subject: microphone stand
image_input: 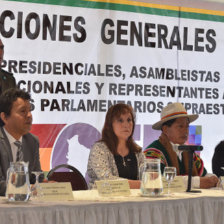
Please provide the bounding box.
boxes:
[186,149,201,193]
[178,145,203,193]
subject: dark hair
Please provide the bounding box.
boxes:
[100,103,141,154]
[162,118,177,129]
[161,117,190,131]
[0,88,31,126]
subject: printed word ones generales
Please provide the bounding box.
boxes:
[0,10,216,52]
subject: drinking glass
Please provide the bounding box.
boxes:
[31,171,44,199]
[164,167,176,196]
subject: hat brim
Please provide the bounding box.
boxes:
[152,114,199,130]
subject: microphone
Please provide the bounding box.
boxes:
[178,145,203,152]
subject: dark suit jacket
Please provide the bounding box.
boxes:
[212,141,224,177]
[0,69,16,95]
[0,127,42,196]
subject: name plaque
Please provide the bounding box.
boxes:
[39,182,74,201]
[162,176,185,193]
[95,179,131,197]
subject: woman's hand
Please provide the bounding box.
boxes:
[128,180,141,189]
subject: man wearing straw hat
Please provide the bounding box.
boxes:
[144,102,218,189]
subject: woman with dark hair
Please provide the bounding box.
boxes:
[87,103,145,189]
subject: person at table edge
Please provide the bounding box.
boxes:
[0,88,42,196]
[212,140,224,177]
[87,103,145,189]
[144,102,218,189]
[0,38,16,95]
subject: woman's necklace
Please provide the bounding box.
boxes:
[122,156,126,167]
[117,145,128,167]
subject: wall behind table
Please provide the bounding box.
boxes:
[1,0,224,175]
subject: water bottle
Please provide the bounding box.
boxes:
[6,162,31,202]
[140,158,163,197]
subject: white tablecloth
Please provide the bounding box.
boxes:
[0,189,224,224]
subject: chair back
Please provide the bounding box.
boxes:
[47,164,88,190]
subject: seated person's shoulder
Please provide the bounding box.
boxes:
[144,140,161,150]
[93,141,107,149]
[213,141,224,159]
[90,141,111,157]
[23,132,39,144]
[215,141,224,151]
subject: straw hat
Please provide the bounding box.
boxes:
[152,102,198,130]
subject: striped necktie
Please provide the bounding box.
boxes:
[14,141,23,162]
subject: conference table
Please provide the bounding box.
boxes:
[0,189,224,224]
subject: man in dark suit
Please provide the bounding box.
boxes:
[0,88,42,196]
[212,141,224,177]
[0,38,16,95]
